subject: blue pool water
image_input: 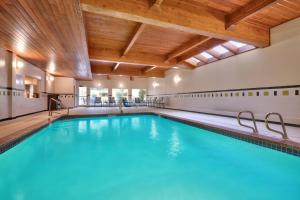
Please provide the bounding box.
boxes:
[1,115,300,200]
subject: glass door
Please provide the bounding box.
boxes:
[78,86,87,106]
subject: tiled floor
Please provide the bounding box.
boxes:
[1,107,300,148]
[0,111,64,147]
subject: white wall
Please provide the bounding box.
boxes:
[12,55,47,117]
[0,49,12,120]
[0,52,48,120]
[148,17,300,125]
[0,49,77,120]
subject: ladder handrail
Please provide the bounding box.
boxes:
[237,111,258,133]
[265,112,288,139]
[48,98,70,116]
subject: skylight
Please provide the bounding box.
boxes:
[186,57,200,65]
[212,45,229,54]
[200,52,213,59]
[229,41,247,48]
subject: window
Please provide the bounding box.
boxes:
[200,52,213,59]
[185,57,200,66]
[112,88,128,102]
[212,45,229,54]
[229,41,247,48]
[24,76,40,98]
[78,86,87,105]
[90,88,109,104]
[132,89,146,101]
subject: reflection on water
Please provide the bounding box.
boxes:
[150,119,158,141]
[168,128,181,157]
[78,121,87,134]
[55,128,73,144]
[131,117,140,130]
[90,120,99,130]
[90,119,109,138]
[14,190,25,200]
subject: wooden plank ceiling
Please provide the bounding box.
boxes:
[0,0,91,79]
[0,0,299,79]
[82,0,300,78]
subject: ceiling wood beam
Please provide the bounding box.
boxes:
[151,0,164,7]
[182,61,196,69]
[89,48,175,68]
[122,23,146,56]
[81,0,270,47]
[91,63,164,78]
[177,38,226,63]
[143,66,157,73]
[166,36,211,62]
[206,50,221,60]
[150,0,164,10]
[225,0,279,29]
[112,62,121,71]
[195,56,208,64]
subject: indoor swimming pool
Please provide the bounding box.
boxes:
[1,114,300,200]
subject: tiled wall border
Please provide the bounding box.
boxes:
[148,84,300,97]
[148,84,300,127]
[0,87,49,97]
[1,112,300,157]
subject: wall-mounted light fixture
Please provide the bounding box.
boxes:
[47,75,54,82]
[0,59,5,67]
[14,60,24,70]
[17,61,24,69]
[16,75,24,85]
[152,81,159,88]
[119,83,124,88]
[97,83,101,87]
[173,75,181,84]
[48,61,56,73]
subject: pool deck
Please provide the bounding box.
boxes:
[1,107,300,154]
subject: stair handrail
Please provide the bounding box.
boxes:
[48,98,70,117]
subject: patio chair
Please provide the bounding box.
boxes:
[157,97,165,108]
[109,96,116,107]
[94,97,102,107]
[151,97,158,107]
[134,97,141,107]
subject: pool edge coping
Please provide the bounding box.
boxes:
[0,112,300,157]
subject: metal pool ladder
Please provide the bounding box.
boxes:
[265,112,288,139]
[237,111,258,133]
